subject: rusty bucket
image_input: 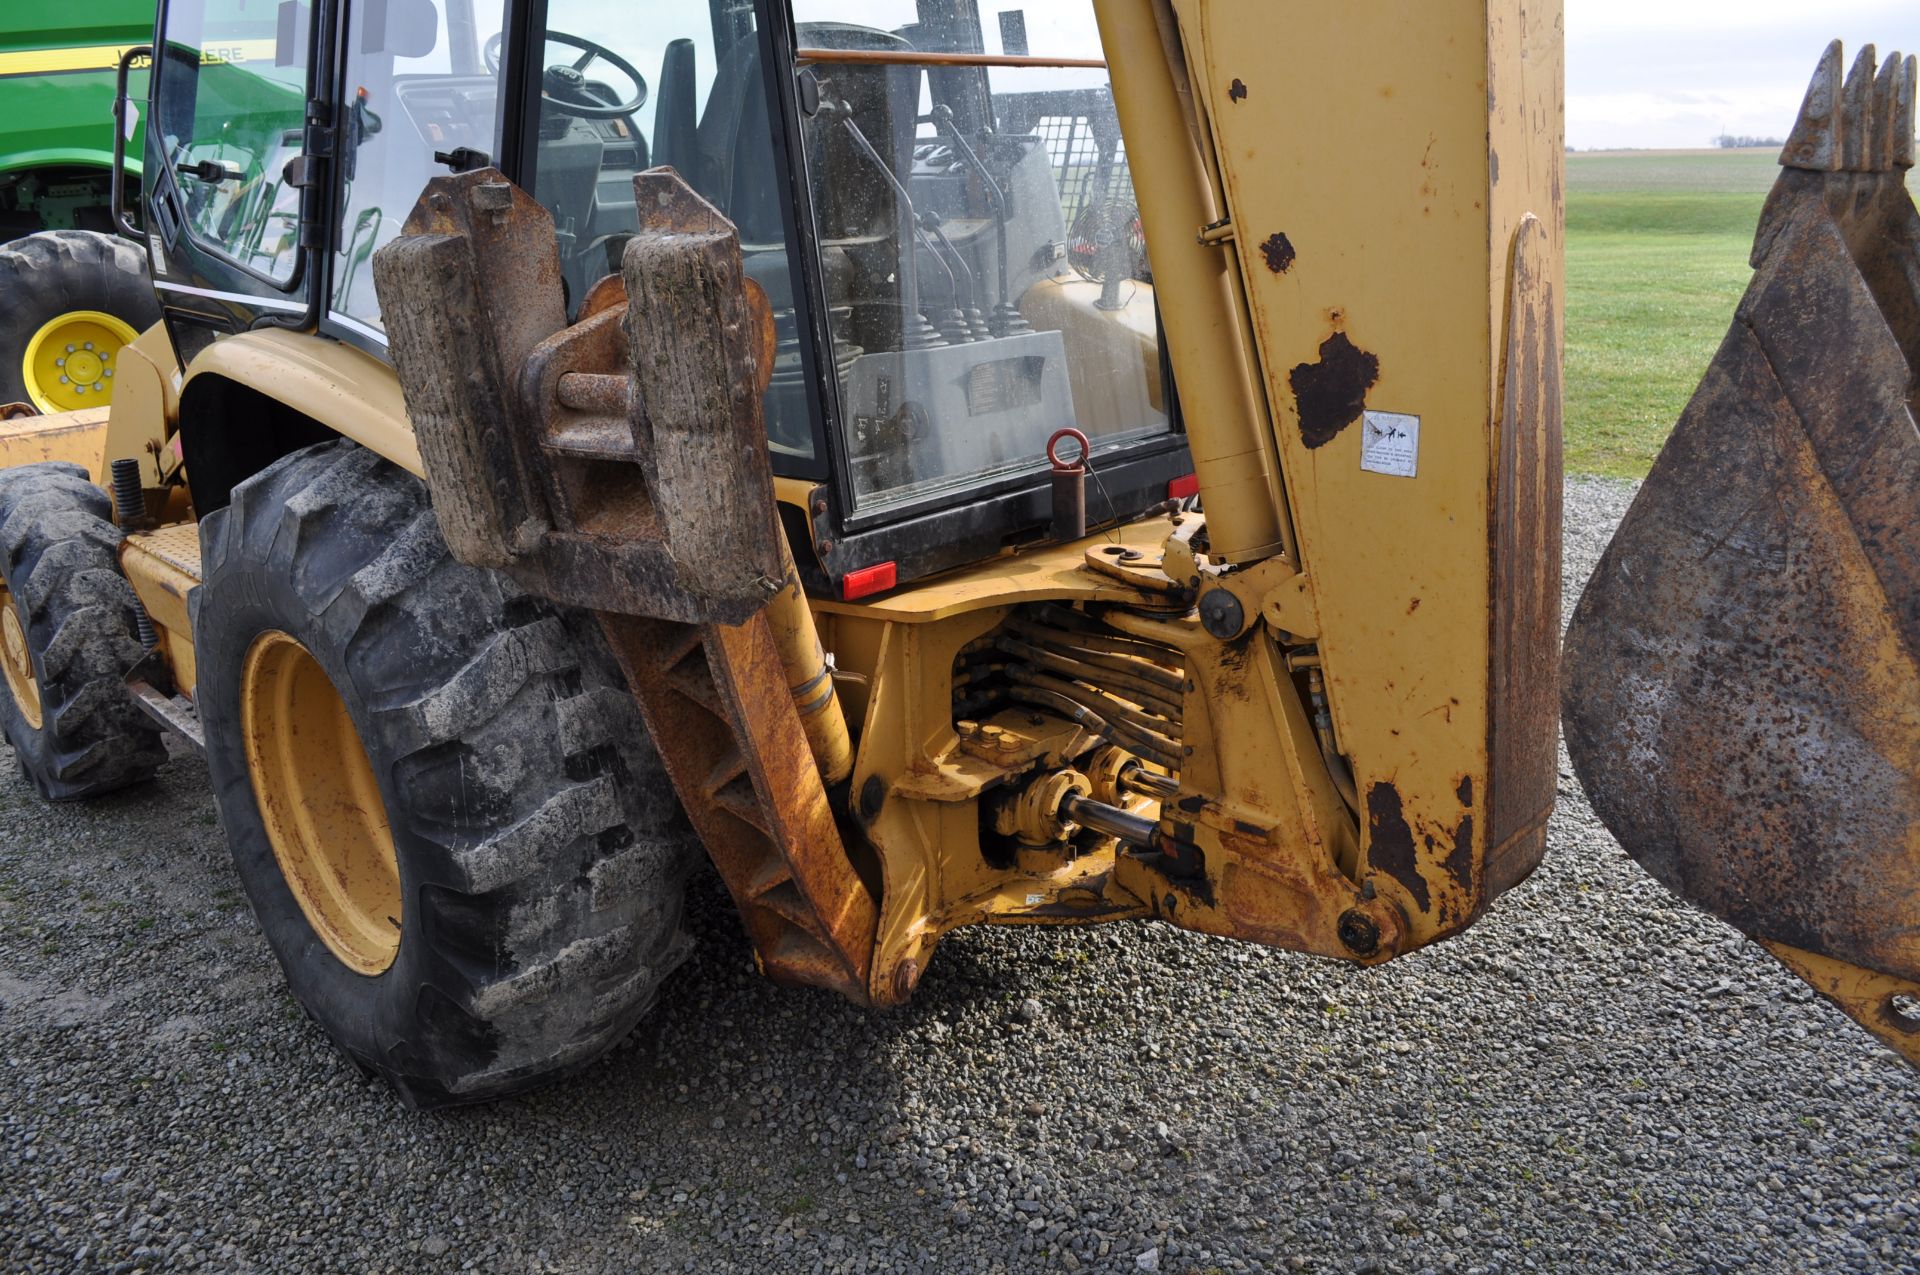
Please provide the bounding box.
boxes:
[1563,43,1920,1066]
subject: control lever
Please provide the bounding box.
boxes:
[922,211,991,341]
[434,147,493,174]
[179,158,243,184]
[831,102,954,349]
[929,104,1029,337]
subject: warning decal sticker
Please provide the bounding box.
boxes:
[1360,411,1420,478]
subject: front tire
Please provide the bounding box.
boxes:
[0,231,160,412]
[197,440,697,1108]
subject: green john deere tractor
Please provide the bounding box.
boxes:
[0,2,161,412]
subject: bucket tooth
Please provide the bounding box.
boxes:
[1872,54,1903,171]
[1841,44,1879,171]
[1780,42,1913,174]
[1783,40,1845,171]
[1897,56,1917,169]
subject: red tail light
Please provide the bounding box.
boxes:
[841,561,898,601]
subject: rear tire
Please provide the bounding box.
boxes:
[0,231,160,410]
[196,440,698,1108]
[0,463,166,800]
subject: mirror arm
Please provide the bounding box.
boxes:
[111,45,153,242]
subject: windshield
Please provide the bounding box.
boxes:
[527,0,819,459]
[317,0,821,458]
[315,0,1167,502]
[788,0,1168,514]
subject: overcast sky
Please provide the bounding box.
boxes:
[1570,0,1920,149]
[541,0,1917,153]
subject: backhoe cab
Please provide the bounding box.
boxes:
[3,0,1787,1109]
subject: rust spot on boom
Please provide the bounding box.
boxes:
[1290,332,1379,449]
[1365,782,1428,912]
[1260,233,1296,274]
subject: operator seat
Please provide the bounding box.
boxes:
[653,39,699,176]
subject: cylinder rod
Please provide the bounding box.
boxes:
[1119,765,1180,801]
[764,527,854,785]
[1064,793,1158,846]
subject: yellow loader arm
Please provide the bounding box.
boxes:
[1564,43,1920,1065]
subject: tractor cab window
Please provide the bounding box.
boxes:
[151,0,309,284]
[527,0,819,461]
[331,0,509,337]
[788,0,1166,514]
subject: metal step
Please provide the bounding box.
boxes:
[128,678,204,753]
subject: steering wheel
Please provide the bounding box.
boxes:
[481,31,648,120]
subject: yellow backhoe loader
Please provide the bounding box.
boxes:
[0,0,1907,1107]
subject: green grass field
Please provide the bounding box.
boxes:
[1564,149,1780,478]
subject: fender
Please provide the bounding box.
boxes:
[0,148,142,179]
[179,328,422,510]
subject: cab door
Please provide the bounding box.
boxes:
[145,0,319,357]
[323,0,511,349]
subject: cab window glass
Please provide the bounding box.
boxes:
[153,0,308,283]
[530,0,816,460]
[787,0,1165,514]
[331,0,508,333]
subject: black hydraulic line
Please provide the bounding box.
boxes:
[995,635,1184,721]
[1306,664,1360,814]
[1025,606,1186,668]
[995,684,1182,772]
[1008,620,1187,694]
[1095,724,1183,774]
[1009,668,1180,756]
[1006,685,1107,734]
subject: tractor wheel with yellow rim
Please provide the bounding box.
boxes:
[195,440,699,1109]
[0,231,160,413]
[0,462,166,799]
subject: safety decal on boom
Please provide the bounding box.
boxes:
[1360,411,1420,479]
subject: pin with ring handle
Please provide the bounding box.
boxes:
[1048,428,1090,543]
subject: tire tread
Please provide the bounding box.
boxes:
[0,464,164,799]
[199,441,696,1108]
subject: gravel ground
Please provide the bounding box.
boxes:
[3,475,1919,1275]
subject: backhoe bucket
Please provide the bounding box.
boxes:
[1563,43,1920,1065]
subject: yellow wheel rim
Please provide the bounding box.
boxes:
[0,588,42,730]
[20,309,139,414]
[241,630,402,976]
